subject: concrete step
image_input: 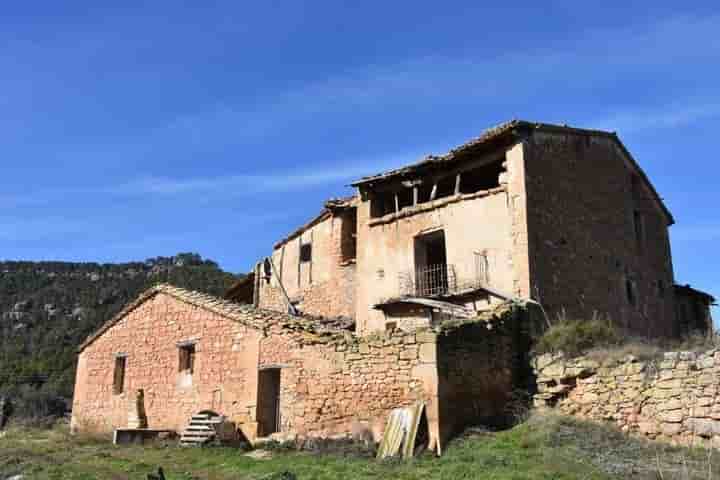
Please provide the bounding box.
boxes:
[189,419,223,425]
[186,425,213,431]
[191,414,222,421]
[181,430,215,437]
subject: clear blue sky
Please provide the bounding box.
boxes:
[1,2,718,310]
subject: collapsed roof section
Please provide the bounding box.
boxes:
[272,196,356,250]
[351,119,674,225]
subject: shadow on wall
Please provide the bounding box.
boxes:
[436,304,536,442]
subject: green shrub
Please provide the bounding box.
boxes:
[534,314,620,357]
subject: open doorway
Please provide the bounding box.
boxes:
[257,368,281,436]
[414,230,448,296]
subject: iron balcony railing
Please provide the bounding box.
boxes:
[398,253,490,298]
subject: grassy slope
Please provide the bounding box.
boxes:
[2,414,718,479]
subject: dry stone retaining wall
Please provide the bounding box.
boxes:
[534,349,720,447]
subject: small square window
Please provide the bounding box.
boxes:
[300,243,312,263]
[179,344,196,374]
[113,356,126,395]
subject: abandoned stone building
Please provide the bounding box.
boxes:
[72,120,714,450]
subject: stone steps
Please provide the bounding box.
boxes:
[179,413,225,446]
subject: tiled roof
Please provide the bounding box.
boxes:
[77,284,349,353]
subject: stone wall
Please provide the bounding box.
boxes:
[71,292,262,435]
[72,285,524,453]
[534,349,720,447]
[257,212,357,321]
[524,131,676,337]
[258,323,440,445]
[437,308,527,441]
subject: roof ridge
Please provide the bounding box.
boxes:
[78,283,347,353]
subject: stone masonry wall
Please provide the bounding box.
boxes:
[258,213,356,321]
[71,293,262,435]
[437,319,516,440]
[72,288,441,448]
[258,324,440,445]
[524,131,676,337]
[73,285,521,452]
[534,350,720,448]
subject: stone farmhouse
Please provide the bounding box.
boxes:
[71,120,714,452]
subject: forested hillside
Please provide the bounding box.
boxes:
[0,253,240,405]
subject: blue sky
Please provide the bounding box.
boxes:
[1,2,718,312]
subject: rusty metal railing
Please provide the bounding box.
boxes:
[398,254,490,298]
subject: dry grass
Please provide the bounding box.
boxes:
[534,311,621,357]
[534,309,719,361]
[522,412,720,479]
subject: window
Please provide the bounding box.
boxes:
[625,278,636,306]
[113,355,126,395]
[370,190,395,217]
[299,243,312,263]
[263,258,272,284]
[633,210,644,251]
[459,160,504,194]
[178,344,196,374]
[340,208,357,262]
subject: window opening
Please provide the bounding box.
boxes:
[459,160,504,194]
[179,344,196,374]
[113,356,126,395]
[340,208,357,262]
[625,278,636,306]
[299,243,312,263]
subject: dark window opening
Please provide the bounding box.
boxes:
[434,175,456,200]
[459,160,504,194]
[417,183,433,204]
[370,191,395,218]
[625,278,636,306]
[386,322,397,331]
[263,258,272,284]
[113,356,126,395]
[633,210,644,251]
[396,188,414,210]
[179,344,196,374]
[299,243,312,263]
[657,279,665,298]
[340,208,357,262]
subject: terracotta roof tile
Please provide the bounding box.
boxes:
[77,283,348,353]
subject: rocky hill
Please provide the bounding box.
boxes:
[0,253,240,403]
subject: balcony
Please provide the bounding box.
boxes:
[398,254,489,298]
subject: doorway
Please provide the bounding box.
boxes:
[257,368,281,436]
[414,230,448,296]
